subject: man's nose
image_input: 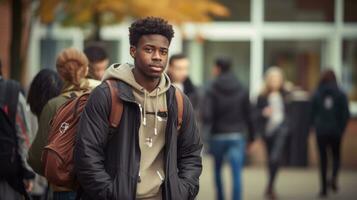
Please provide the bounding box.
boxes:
[152,50,162,61]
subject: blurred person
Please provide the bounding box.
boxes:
[256,67,290,200]
[28,48,96,200]
[0,59,35,200]
[310,69,350,198]
[202,57,255,200]
[27,69,64,200]
[84,44,109,81]
[167,54,199,108]
[74,17,202,200]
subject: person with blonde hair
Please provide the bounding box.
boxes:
[28,48,98,200]
[256,66,290,200]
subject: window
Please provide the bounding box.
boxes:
[203,41,251,87]
[213,0,250,22]
[344,0,357,22]
[40,39,73,70]
[264,40,323,91]
[342,40,357,102]
[265,0,334,22]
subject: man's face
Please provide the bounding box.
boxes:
[90,59,109,80]
[168,58,189,83]
[130,34,170,79]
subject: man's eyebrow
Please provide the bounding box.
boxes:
[143,44,168,50]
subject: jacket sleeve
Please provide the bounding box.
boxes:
[15,93,35,179]
[254,95,267,136]
[177,95,203,199]
[242,91,255,143]
[74,85,114,200]
[27,99,56,175]
[339,93,350,134]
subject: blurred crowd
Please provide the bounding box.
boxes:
[0,42,350,200]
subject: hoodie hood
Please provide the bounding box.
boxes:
[213,72,242,94]
[102,63,171,96]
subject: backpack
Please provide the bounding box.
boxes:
[42,80,184,188]
[0,80,21,179]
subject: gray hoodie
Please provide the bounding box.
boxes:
[102,63,171,199]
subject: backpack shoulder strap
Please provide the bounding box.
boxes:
[175,88,184,132]
[106,80,123,127]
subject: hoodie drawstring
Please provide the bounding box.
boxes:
[154,88,160,136]
[143,90,147,126]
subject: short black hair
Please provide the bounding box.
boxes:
[84,44,108,63]
[215,57,232,72]
[169,53,187,66]
[129,17,174,47]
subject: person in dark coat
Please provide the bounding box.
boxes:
[255,66,290,200]
[202,58,255,200]
[74,17,202,200]
[310,69,350,198]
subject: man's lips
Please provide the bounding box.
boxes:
[149,65,164,72]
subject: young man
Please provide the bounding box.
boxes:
[74,17,203,200]
[167,54,199,108]
[84,44,109,81]
[202,58,255,200]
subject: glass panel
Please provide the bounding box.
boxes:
[344,0,357,22]
[40,39,73,70]
[214,0,250,21]
[342,40,357,102]
[265,0,334,22]
[203,41,251,88]
[264,40,323,91]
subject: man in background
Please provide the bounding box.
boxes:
[84,44,109,81]
[167,54,199,108]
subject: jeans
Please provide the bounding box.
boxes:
[53,191,76,200]
[210,134,246,200]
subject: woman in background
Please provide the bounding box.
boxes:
[310,69,350,198]
[256,67,290,200]
[27,68,63,200]
[28,48,93,200]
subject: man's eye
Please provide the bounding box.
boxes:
[160,50,168,56]
[145,48,153,53]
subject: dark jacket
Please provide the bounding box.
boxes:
[310,83,350,136]
[183,78,200,110]
[255,90,290,137]
[74,81,203,200]
[202,72,254,142]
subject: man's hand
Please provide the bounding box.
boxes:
[23,179,34,192]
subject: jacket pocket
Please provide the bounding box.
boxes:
[168,172,194,200]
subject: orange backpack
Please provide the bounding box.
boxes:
[42,80,183,188]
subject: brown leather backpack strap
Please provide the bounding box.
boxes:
[106,80,123,127]
[175,88,184,132]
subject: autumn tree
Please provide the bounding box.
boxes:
[37,0,229,41]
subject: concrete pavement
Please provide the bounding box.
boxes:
[198,156,357,200]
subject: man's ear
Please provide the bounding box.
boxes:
[130,46,136,59]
